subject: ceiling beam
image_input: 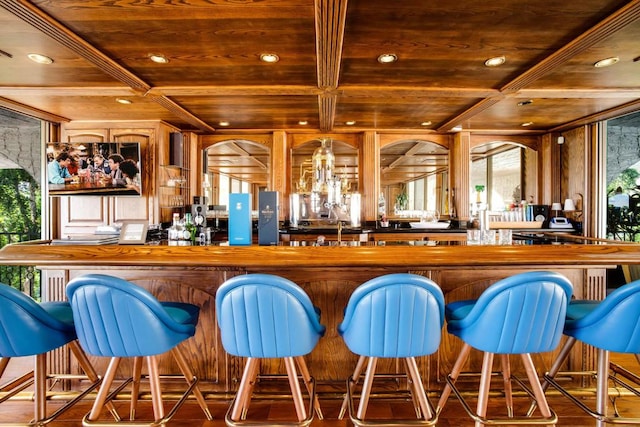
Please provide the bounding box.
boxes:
[315,0,348,131]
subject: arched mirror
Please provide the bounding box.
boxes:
[202,139,270,214]
[470,141,537,216]
[380,140,449,220]
[290,138,359,227]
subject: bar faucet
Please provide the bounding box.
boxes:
[337,220,342,244]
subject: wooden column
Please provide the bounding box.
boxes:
[450,132,470,220]
[271,131,288,221]
[361,131,379,222]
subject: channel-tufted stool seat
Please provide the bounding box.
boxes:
[337,273,445,426]
[0,282,117,426]
[437,271,573,427]
[539,279,640,427]
[216,273,326,427]
[66,273,212,426]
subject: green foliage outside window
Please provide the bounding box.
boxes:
[0,169,41,296]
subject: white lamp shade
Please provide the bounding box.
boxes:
[551,202,562,211]
[563,198,576,211]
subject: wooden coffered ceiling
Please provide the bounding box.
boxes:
[0,0,640,135]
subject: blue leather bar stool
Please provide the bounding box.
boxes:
[337,273,445,426]
[216,273,326,427]
[66,273,212,426]
[0,282,118,426]
[436,271,573,427]
[539,279,640,427]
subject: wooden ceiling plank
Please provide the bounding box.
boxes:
[0,0,150,93]
[226,142,268,170]
[0,96,70,123]
[502,0,640,92]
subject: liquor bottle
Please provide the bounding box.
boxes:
[183,212,196,244]
[193,205,206,244]
[167,212,182,245]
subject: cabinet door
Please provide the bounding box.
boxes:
[110,129,155,224]
[58,131,110,234]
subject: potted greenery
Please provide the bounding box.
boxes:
[395,190,408,211]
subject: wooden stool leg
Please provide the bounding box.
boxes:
[0,357,9,378]
[596,348,610,427]
[34,353,46,422]
[172,347,212,420]
[88,357,121,421]
[231,357,259,421]
[527,336,576,417]
[285,356,306,422]
[406,356,433,420]
[521,353,551,418]
[146,355,164,422]
[500,354,513,418]
[130,356,143,420]
[476,352,494,427]
[68,341,120,421]
[339,355,366,419]
[356,356,378,420]
[295,356,323,420]
[437,343,472,413]
[241,358,260,420]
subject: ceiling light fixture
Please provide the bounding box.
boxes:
[377,53,398,64]
[484,55,506,67]
[260,53,280,63]
[421,121,432,126]
[116,98,132,105]
[451,125,463,131]
[218,121,230,127]
[298,120,308,125]
[594,57,619,68]
[149,53,169,64]
[517,100,533,106]
[27,53,53,64]
[345,120,356,126]
[521,121,534,127]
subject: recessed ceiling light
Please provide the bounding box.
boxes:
[260,53,280,63]
[116,98,132,105]
[298,120,308,125]
[484,56,506,67]
[421,121,432,126]
[377,53,398,64]
[517,100,533,106]
[451,125,463,131]
[27,53,53,64]
[594,57,619,68]
[218,121,230,127]
[149,53,169,64]
[521,121,534,127]
[345,120,356,126]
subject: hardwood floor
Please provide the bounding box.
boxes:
[2,354,639,426]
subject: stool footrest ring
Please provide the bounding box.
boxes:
[445,374,558,426]
[346,376,438,427]
[543,368,640,425]
[224,375,317,427]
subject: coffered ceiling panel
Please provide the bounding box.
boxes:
[0,0,639,134]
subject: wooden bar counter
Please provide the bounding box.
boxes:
[1,235,639,397]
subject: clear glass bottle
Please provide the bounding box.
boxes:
[167,212,182,245]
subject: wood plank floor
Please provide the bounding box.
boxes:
[2,355,639,426]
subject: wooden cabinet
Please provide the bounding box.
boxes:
[158,165,189,221]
